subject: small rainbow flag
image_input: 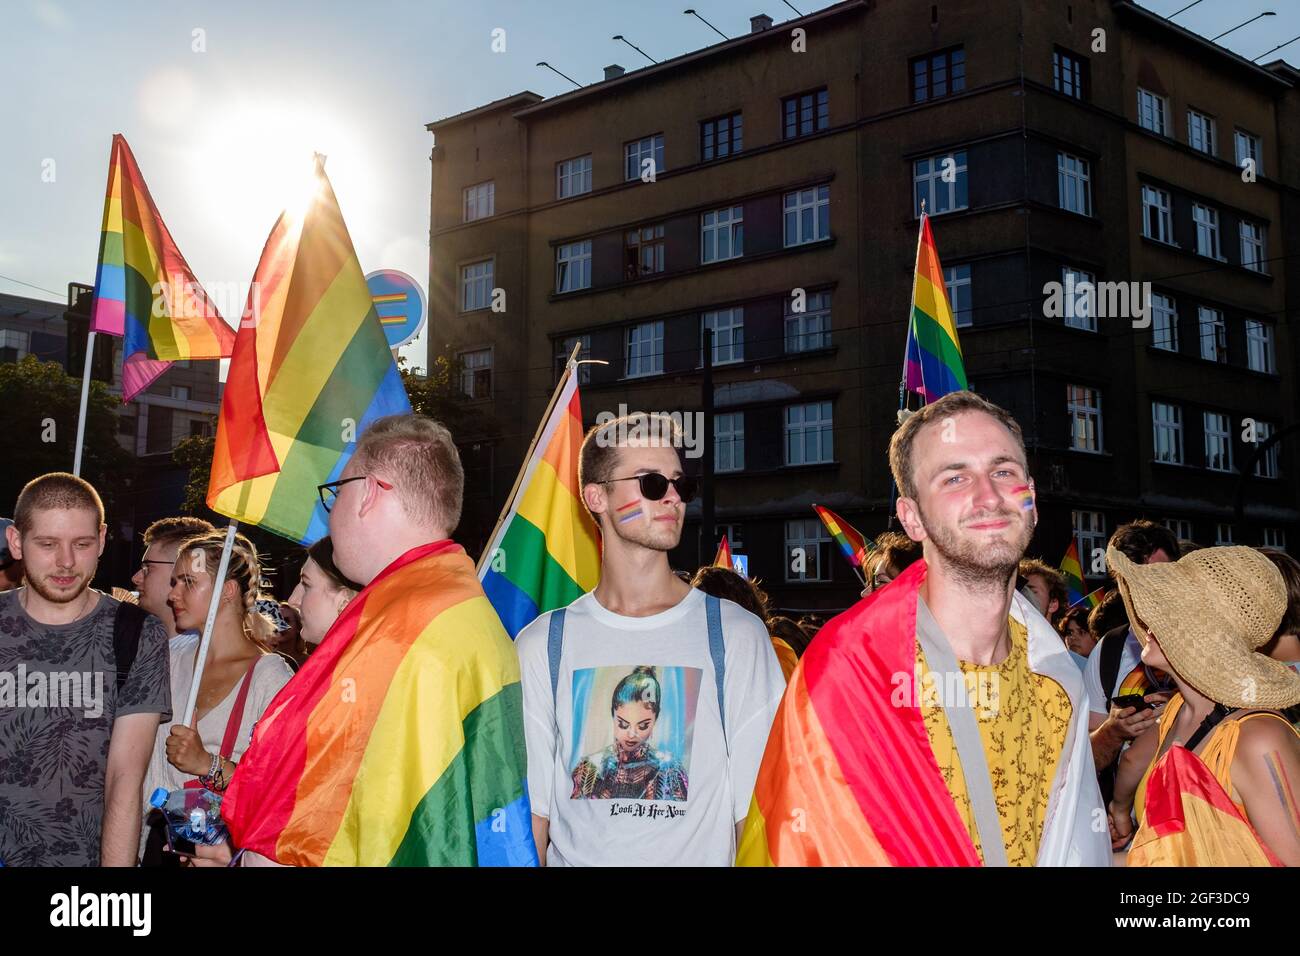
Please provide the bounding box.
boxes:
[714,535,733,570]
[478,369,600,638]
[1059,539,1099,609]
[812,505,869,570]
[904,214,968,402]
[90,134,235,400]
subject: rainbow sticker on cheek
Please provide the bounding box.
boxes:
[616,501,644,524]
[1012,485,1034,510]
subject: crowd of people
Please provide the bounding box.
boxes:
[2,389,1298,867]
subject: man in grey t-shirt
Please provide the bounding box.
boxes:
[0,473,170,866]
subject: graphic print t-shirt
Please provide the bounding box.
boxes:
[517,588,785,867]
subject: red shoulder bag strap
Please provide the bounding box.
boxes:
[182,659,258,790]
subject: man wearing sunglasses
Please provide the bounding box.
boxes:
[516,412,785,867]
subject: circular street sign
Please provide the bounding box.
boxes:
[365,269,427,349]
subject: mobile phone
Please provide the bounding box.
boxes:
[1112,693,1153,712]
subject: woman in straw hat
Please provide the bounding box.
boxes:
[1106,545,1300,866]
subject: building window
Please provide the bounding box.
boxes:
[945,265,973,328]
[716,523,744,550]
[1073,510,1106,577]
[1203,411,1233,472]
[1215,523,1234,546]
[0,329,30,362]
[460,260,493,312]
[1057,152,1092,216]
[785,290,832,352]
[1245,319,1275,374]
[1067,384,1103,453]
[1137,88,1168,135]
[714,411,745,473]
[1198,307,1227,363]
[1061,266,1095,332]
[1052,47,1087,99]
[701,112,743,161]
[555,240,592,293]
[625,321,664,378]
[556,155,593,199]
[458,348,492,399]
[784,401,834,465]
[911,47,965,102]
[1152,401,1183,464]
[785,518,832,583]
[1252,420,1279,479]
[783,185,830,247]
[913,151,968,217]
[1192,204,1221,259]
[554,334,591,384]
[1151,292,1178,352]
[1142,185,1172,244]
[783,88,829,140]
[1186,109,1216,156]
[624,225,665,279]
[1239,220,1266,273]
[462,181,494,222]
[701,205,744,263]
[170,385,190,401]
[625,134,664,182]
[1234,129,1262,175]
[1263,527,1286,549]
[1164,518,1193,541]
[701,307,744,366]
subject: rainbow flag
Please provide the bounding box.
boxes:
[90,134,235,400]
[903,214,967,402]
[206,157,410,545]
[812,504,869,570]
[713,535,733,570]
[1059,539,1098,609]
[478,369,600,638]
[221,541,537,866]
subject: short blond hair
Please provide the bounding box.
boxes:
[888,391,1025,500]
[352,414,464,534]
[14,472,105,533]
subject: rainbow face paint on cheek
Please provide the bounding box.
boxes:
[616,501,644,524]
[1012,484,1034,510]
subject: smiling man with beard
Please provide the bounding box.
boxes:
[739,392,1109,867]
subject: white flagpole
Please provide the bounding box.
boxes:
[72,330,96,477]
[181,520,240,727]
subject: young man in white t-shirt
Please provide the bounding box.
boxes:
[517,412,785,866]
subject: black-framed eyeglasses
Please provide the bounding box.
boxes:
[318,475,394,513]
[603,473,698,504]
[139,559,172,576]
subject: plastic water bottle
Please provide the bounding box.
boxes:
[148,787,228,846]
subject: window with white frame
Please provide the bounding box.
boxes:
[1137,88,1168,135]
[554,334,592,384]
[701,205,744,263]
[460,259,493,312]
[458,348,492,399]
[1142,185,1172,243]
[1245,319,1275,374]
[913,151,968,217]
[555,240,592,293]
[463,181,494,222]
[625,134,664,182]
[1192,204,1221,259]
[1234,129,1262,175]
[1203,411,1233,472]
[715,523,744,551]
[783,185,830,246]
[170,385,190,401]
[1215,523,1234,545]
[784,401,834,465]
[1062,266,1095,331]
[945,265,973,328]
[556,155,593,199]
[1057,152,1092,216]
[785,290,832,352]
[714,411,745,473]
[1198,307,1227,363]
[1152,401,1183,464]
[1164,518,1193,541]
[701,307,744,365]
[785,518,832,583]
[1187,109,1216,155]
[625,321,664,378]
[1068,385,1103,453]
[1239,220,1265,273]
[1151,292,1178,352]
[1252,420,1279,479]
[1073,510,1106,577]
[0,329,29,362]
[1263,527,1286,549]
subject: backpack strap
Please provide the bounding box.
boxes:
[113,601,148,695]
[547,609,566,708]
[706,594,727,753]
[1099,625,1128,709]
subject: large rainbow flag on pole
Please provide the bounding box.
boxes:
[206,156,410,545]
[903,214,967,403]
[478,361,600,638]
[90,134,235,400]
[1059,539,1099,609]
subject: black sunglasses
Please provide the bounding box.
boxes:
[604,473,698,504]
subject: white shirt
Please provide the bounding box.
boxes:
[517,588,785,867]
[1083,628,1143,716]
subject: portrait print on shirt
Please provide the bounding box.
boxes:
[568,665,700,802]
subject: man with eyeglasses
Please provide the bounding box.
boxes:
[516,412,785,866]
[129,517,215,641]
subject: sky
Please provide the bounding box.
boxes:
[1,0,1296,369]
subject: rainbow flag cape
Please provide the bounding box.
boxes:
[812,504,870,570]
[903,214,967,402]
[221,541,537,866]
[90,134,235,400]
[713,535,733,570]
[1059,539,1098,609]
[478,368,600,638]
[206,157,410,545]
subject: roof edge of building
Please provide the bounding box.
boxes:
[425,90,544,132]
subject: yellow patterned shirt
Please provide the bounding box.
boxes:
[917,617,1072,866]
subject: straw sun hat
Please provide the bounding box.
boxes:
[1106,544,1300,710]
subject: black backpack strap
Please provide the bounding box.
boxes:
[113,601,148,694]
[1099,626,1129,710]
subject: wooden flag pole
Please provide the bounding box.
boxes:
[72,330,96,477]
[181,520,240,727]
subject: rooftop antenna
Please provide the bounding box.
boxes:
[536,61,581,89]
[683,8,730,41]
[612,34,657,64]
